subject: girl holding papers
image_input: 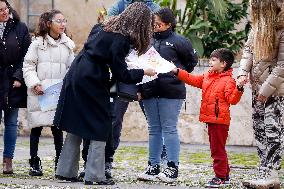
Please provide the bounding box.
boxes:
[23,10,75,176]
[137,8,198,183]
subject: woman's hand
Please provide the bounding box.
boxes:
[257,94,267,103]
[237,75,249,86]
[32,84,44,95]
[137,92,142,101]
[13,81,21,88]
[144,68,157,76]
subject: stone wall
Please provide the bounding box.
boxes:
[122,64,254,146]
[0,64,255,146]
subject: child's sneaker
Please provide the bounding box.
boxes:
[205,177,226,188]
[224,176,230,185]
[157,161,178,183]
[137,162,160,181]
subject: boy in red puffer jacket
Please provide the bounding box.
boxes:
[172,48,245,188]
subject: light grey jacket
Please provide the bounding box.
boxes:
[239,29,284,97]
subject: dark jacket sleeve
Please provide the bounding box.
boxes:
[108,35,144,84]
[176,35,198,73]
[13,22,31,83]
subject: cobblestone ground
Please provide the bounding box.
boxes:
[0,137,283,189]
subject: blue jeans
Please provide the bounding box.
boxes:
[0,108,19,158]
[143,98,183,166]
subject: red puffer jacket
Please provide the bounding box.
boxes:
[177,68,243,125]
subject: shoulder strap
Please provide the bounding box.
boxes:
[118,0,125,14]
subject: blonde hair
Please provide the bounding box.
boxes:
[250,0,279,61]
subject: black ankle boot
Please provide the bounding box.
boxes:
[54,156,59,172]
[29,156,43,176]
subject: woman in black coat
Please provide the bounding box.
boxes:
[54,2,156,185]
[0,0,31,174]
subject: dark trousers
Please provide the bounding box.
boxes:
[82,98,145,163]
[30,126,63,158]
[207,123,230,179]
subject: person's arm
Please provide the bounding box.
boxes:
[173,68,203,89]
[176,35,198,73]
[238,30,254,78]
[13,23,31,83]
[22,40,41,89]
[224,78,243,105]
[107,0,121,16]
[258,32,284,98]
[108,36,144,84]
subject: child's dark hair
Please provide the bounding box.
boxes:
[35,9,64,38]
[155,8,176,31]
[210,48,234,71]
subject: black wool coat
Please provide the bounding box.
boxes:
[54,24,144,141]
[0,17,31,110]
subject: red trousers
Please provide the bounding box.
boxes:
[208,123,230,179]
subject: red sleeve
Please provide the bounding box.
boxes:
[224,78,243,105]
[177,69,204,89]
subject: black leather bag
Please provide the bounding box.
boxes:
[110,82,138,102]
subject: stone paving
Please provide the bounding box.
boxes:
[0,136,283,189]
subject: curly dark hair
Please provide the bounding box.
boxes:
[0,0,20,21]
[102,2,153,55]
[155,8,176,31]
[35,9,69,38]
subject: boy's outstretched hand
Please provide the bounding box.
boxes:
[171,68,179,76]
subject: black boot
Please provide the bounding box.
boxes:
[79,161,86,179]
[54,156,59,172]
[29,156,43,176]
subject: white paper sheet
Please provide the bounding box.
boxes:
[126,47,176,84]
[38,82,63,112]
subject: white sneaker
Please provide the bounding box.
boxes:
[137,163,160,181]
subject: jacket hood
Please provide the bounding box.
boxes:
[34,33,75,51]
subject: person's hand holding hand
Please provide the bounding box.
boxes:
[13,80,21,88]
[144,68,157,76]
[32,84,44,95]
[238,75,249,86]
[257,94,267,103]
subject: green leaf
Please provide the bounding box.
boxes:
[187,34,204,57]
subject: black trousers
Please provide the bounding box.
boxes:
[82,98,145,163]
[30,126,63,158]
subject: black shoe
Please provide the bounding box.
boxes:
[157,161,178,183]
[84,179,115,185]
[29,156,43,176]
[54,156,59,172]
[55,175,82,182]
[79,170,85,179]
[105,162,112,179]
[137,161,160,181]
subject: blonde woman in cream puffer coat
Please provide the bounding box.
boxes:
[23,10,74,176]
[239,1,284,188]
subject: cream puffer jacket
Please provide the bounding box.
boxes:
[238,29,284,97]
[23,33,75,128]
